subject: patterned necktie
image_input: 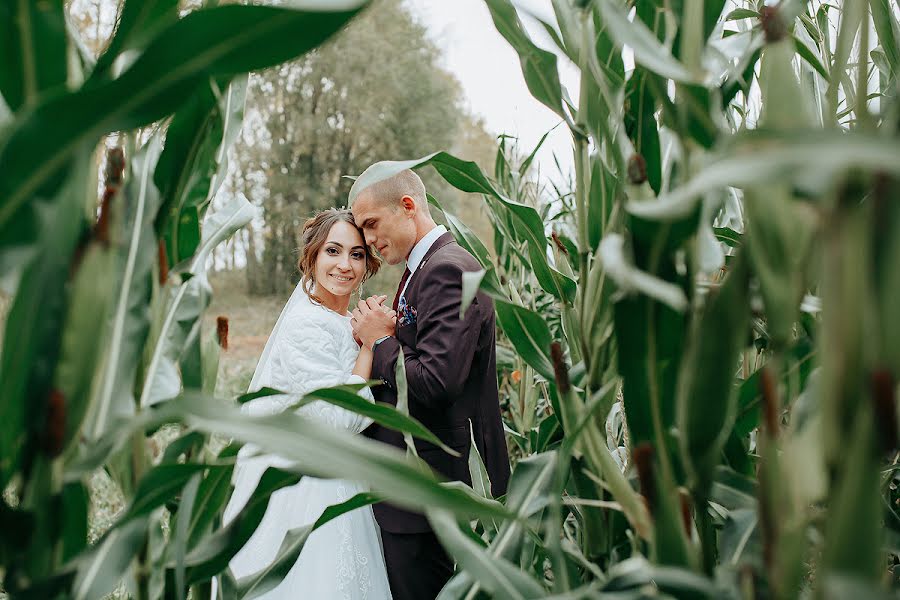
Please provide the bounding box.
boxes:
[392,267,412,312]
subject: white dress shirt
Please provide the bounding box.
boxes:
[399,225,448,302]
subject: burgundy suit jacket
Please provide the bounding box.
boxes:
[366,232,511,533]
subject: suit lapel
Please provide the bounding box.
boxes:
[405,232,454,300]
[419,231,454,266]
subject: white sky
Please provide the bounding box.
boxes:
[404,0,579,180]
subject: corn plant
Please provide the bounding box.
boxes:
[0,2,516,599]
[361,0,900,597]
[4,0,900,598]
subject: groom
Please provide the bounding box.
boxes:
[349,167,510,599]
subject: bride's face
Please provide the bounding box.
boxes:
[314,220,368,298]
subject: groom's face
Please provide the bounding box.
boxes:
[352,193,416,266]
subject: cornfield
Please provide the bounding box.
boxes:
[1,0,899,598]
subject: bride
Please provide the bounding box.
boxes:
[220,208,394,599]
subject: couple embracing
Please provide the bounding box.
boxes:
[221,166,511,599]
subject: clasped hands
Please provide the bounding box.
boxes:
[350,295,397,349]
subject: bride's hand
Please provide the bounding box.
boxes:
[365,294,390,312]
[365,307,397,326]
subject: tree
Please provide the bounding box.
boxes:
[230,0,468,295]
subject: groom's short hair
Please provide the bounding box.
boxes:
[349,167,428,212]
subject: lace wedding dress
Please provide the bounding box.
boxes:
[221,283,392,599]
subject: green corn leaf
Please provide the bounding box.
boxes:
[90,0,181,81]
[494,300,555,382]
[677,252,750,493]
[440,452,558,599]
[0,0,67,111]
[587,155,618,251]
[300,385,460,456]
[60,481,90,563]
[427,193,505,299]
[713,227,742,247]
[314,492,381,530]
[460,269,487,319]
[743,185,816,348]
[624,68,663,195]
[173,473,202,598]
[125,463,225,523]
[155,80,224,264]
[725,8,759,21]
[793,33,831,81]
[595,0,699,83]
[467,420,493,500]
[549,0,581,62]
[208,74,248,207]
[721,35,764,107]
[429,510,546,599]
[236,525,313,600]
[167,394,515,524]
[54,242,112,453]
[185,443,241,550]
[139,191,256,407]
[599,234,688,312]
[519,128,552,177]
[0,3,367,270]
[393,350,418,458]
[176,467,302,583]
[719,509,760,567]
[611,236,688,481]
[235,492,381,599]
[710,466,758,511]
[870,0,900,71]
[0,145,90,488]
[821,407,882,582]
[592,3,626,83]
[83,135,165,440]
[483,0,569,122]
[237,388,284,405]
[627,130,900,221]
[71,518,149,600]
[602,556,718,597]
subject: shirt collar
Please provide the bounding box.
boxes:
[406,225,448,274]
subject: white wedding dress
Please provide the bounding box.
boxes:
[221,283,392,599]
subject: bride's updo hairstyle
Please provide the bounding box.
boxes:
[296,208,380,298]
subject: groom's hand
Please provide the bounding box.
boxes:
[351,296,396,349]
[351,295,385,346]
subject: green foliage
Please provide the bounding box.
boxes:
[0,1,508,598]
[4,0,900,598]
[400,0,900,597]
[0,0,68,112]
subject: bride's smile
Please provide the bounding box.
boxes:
[312,220,369,312]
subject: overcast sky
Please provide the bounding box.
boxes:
[404,0,579,179]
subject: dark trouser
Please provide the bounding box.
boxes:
[381,529,454,600]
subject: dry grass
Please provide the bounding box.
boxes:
[204,269,286,398]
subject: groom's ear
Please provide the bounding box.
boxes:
[400,195,417,214]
